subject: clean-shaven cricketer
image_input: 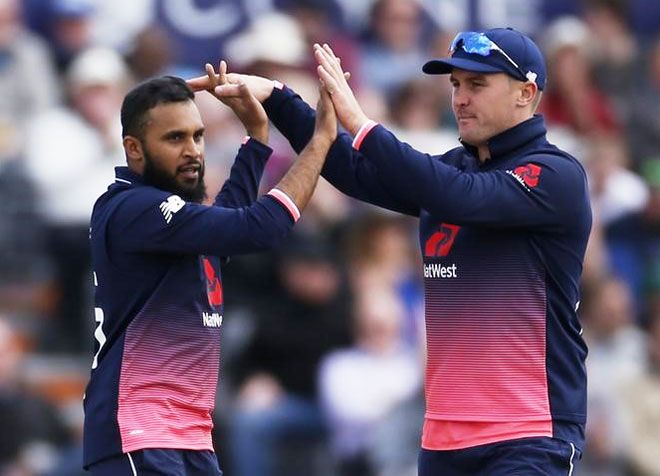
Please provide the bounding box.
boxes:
[189,28,592,475]
[83,64,337,475]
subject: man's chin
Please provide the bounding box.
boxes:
[141,150,206,202]
[178,181,206,203]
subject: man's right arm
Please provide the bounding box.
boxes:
[109,89,337,258]
[187,71,420,217]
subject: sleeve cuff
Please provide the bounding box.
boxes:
[267,188,301,223]
[264,82,293,116]
[241,136,273,154]
[352,120,379,150]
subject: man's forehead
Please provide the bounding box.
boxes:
[145,100,203,129]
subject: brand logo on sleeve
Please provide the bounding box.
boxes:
[424,223,461,257]
[159,195,185,224]
[508,163,542,190]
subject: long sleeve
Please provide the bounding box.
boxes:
[109,188,296,257]
[356,123,590,231]
[264,85,420,217]
[214,137,272,208]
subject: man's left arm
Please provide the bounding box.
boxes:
[358,123,590,230]
[200,61,272,209]
[214,138,271,208]
[314,44,590,230]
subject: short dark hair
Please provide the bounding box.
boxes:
[120,76,194,138]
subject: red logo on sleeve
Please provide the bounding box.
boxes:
[202,257,223,307]
[425,223,461,257]
[513,164,542,188]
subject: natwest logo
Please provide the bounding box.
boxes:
[202,312,223,328]
[424,263,458,279]
[424,223,461,257]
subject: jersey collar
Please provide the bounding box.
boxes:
[114,166,144,186]
[460,115,547,165]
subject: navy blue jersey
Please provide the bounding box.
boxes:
[264,86,592,450]
[83,138,298,467]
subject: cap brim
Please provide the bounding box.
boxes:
[422,58,505,75]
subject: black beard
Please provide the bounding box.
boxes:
[142,148,207,203]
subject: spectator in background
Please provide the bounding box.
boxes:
[619,306,660,476]
[604,158,660,322]
[579,276,646,475]
[539,16,620,141]
[387,78,458,155]
[626,34,660,166]
[0,317,72,475]
[638,161,660,307]
[360,0,430,97]
[284,0,362,88]
[583,0,641,120]
[319,285,421,476]
[225,12,313,103]
[23,46,131,353]
[343,212,423,349]
[0,154,50,321]
[225,12,326,192]
[282,1,393,161]
[41,0,96,73]
[229,232,351,476]
[124,25,173,82]
[0,0,60,161]
[0,0,54,315]
[585,135,649,310]
[586,135,649,228]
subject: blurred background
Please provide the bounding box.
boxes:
[0,0,658,475]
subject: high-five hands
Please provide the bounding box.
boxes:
[314,85,338,148]
[314,43,370,137]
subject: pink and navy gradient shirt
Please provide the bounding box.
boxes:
[264,85,592,451]
[83,138,299,468]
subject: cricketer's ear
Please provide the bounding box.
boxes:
[123,136,145,174]
[516,81,539,110]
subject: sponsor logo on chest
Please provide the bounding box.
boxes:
[202,312,223,328]
[423,262,458,279]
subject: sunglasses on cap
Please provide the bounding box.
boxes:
[449,31,538,85]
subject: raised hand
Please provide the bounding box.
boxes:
[314,43,369,136]
[187,62,275,103]
[199,61,269,144]
[313,84,337,148]
[272,85,337,215]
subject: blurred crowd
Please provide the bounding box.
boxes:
[0,0,658,475]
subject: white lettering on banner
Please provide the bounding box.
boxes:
[202,312,223,328]
[424,263,459,279]
[162,0,241,38]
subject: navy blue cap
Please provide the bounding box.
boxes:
[423,28,547,91]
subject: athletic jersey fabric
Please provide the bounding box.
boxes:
[83,138,298,467]
[264,85,591,451]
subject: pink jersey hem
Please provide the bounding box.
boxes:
[421,418,553,450]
